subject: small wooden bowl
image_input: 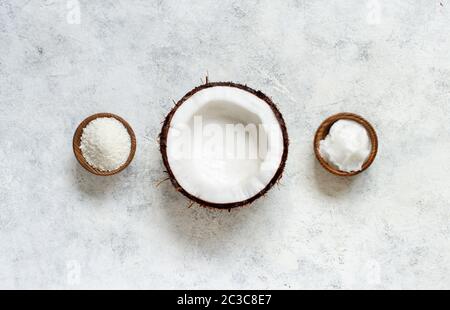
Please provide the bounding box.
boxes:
[73,113,136,176]
[314,112,378,176]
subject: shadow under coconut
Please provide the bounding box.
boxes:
[313,159,362,197]
[157,180,267,254]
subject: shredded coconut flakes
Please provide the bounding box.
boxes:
[80,117,131,171]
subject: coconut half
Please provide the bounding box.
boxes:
[160,82,288,209]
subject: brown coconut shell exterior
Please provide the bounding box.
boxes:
[159,82,289,209]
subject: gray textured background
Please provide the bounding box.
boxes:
[0,0,449,289]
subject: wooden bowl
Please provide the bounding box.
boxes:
[73,113,136,176]
[314,112,378,176]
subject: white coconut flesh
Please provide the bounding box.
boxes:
[166,86,285,204]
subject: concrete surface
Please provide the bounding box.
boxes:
[0,0,449,289]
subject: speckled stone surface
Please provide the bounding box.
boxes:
[0,0,449,289]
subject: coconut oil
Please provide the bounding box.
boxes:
[319,119,371,172]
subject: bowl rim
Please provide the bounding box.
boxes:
[73,112,137,176]
[313,112,378,176]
